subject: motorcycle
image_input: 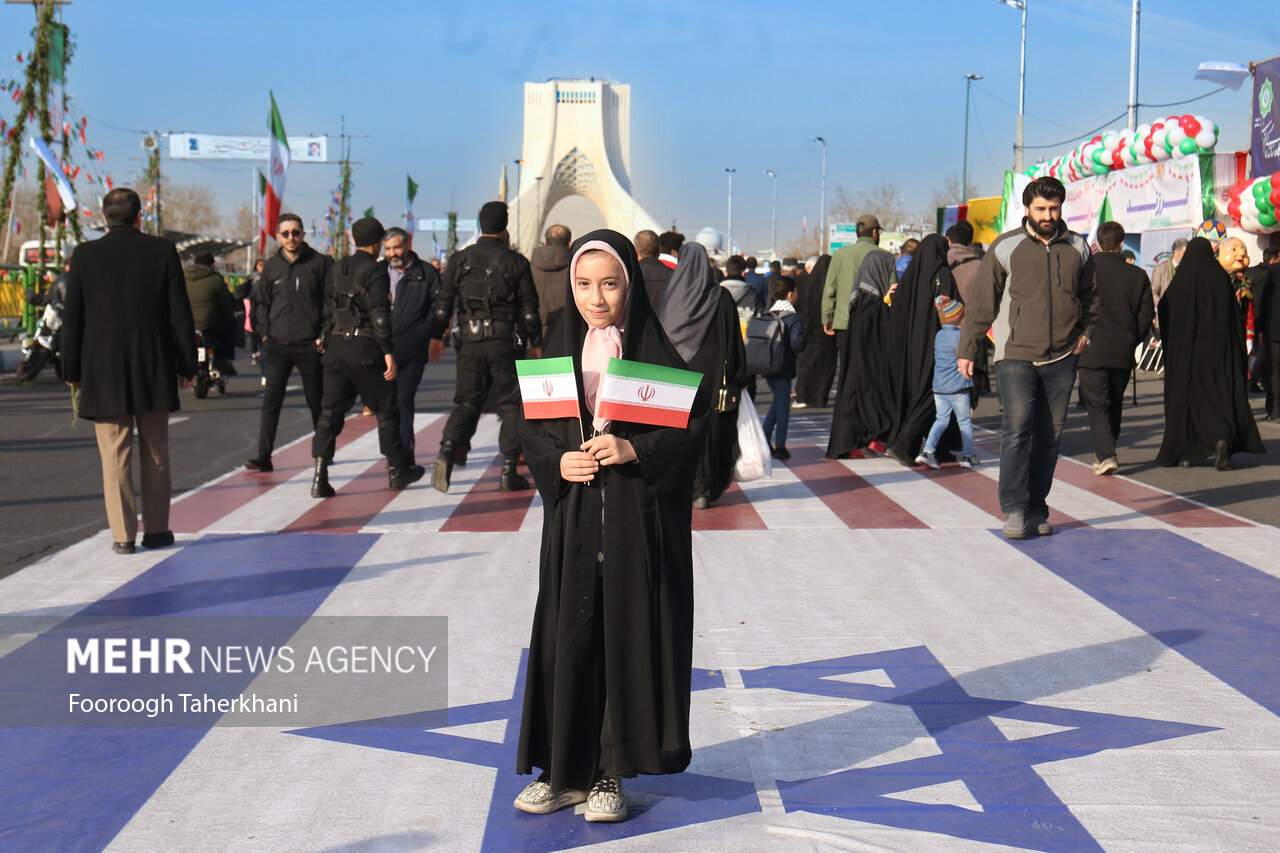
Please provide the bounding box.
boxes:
[17,287,63,383]
[192,329,227,398]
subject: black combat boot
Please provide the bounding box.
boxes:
[431,441,455,493]
[311,458,335,498]
[390,462,426,490]
[500,454,529,492]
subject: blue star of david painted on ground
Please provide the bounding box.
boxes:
[741,646,1218,853]
[291,645,1216,852]
[289,651,757,852]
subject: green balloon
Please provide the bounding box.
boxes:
[1094,161,1110,175]
[1260,211,1277,228]
[1178,138,1197,155]
[1092,150,1107,166]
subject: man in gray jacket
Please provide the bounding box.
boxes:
[958,176,1097,539]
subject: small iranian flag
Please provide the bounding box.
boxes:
[517,357,580,419]
[597,358,702,429]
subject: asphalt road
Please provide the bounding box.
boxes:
[0,352,459,579]
[4,355,1278,580]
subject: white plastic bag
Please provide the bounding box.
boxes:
[733,390,772,482]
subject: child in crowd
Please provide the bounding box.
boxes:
[761,276,807,459]
[915,295,979,470]
[515,230,706,824]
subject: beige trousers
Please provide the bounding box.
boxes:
[93,411,171,544]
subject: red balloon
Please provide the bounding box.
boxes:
[1144,135,1155,158]
[1272,171,1280,187]
[1111,151,1124,169]
[1270,187,1280,207]
[1230,182,1246,200]
[1183,117,1202,137]
[1228,199,1242,219]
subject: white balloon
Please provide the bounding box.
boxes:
[1195,129,1217,150]
[1167,126,1188,145]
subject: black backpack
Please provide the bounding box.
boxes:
[744,311,787,376]
[454,244,514,321]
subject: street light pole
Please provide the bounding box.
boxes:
[764,169,777,258]
[809,137,826,252]
[963,74,982,202]
[533,176,543,241]
[724,168,736,256]
[1127,0,1141,130]
[994,0,1027,171]
[514,159,523,248]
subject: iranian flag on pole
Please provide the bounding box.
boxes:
[406,174,418,235]
[264,92,290,237]
[516,357,580,419]
[597,358,702,429]
[255,169,268,254]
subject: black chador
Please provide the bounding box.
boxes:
[883,233,961,464]
[1155,237,1264,467]
[827,248,896,457]
[516,230,708,793]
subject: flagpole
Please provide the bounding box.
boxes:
[248,168,256,269]
[2,190,16,264]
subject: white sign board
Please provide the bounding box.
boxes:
[168,133,331,162]
[829,222,857,252]
[417,219,479,233]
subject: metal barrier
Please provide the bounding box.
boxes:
[1,265,48,337]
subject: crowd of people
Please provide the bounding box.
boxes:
[56,183,1275,826]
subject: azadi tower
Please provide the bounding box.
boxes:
[513,79,661,253]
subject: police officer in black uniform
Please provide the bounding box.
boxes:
[310,217,425,498]
[428,201,542,493]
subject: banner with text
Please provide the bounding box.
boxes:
[1251,56,1280,178]
[168,133,330,162]
[1103,155,1202,233]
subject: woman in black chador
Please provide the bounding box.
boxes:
[827,247,896,458]
[515,230,708,823]
[883,233,961,465]
[659,241,746,508]
[794,254,837,407]
[1155,236,1264,470]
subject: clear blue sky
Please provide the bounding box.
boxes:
[5,0,1277,253]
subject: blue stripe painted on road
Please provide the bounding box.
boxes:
[0,532,378,852]
[1010,529,1280,716]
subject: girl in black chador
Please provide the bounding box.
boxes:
[514,229,708,823]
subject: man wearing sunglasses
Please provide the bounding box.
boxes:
[247,214,334,471]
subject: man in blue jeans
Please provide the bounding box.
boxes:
[957,176,1097,539]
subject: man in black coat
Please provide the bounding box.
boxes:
[383,226,441,466]
[634,229,671,311]
[427,201,542,493]
[529,223,571,338]
[1253,247,1280,422]
[247,214,333,471]
[1077,221,1155,474]
[62,187,198,555]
